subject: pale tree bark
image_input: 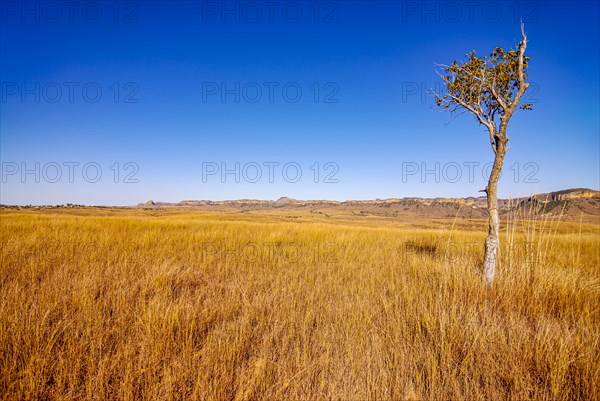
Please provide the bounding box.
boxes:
[482,29,528,287]
[482,131,507,286]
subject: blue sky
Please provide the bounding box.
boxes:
[1,0,598,205]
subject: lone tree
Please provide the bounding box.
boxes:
[433,24,532,287]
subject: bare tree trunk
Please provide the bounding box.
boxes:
[483,137,507,287]
[431,26,528,286]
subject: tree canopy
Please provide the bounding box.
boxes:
[433,25,531,153]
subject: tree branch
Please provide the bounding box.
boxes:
[489,77,508,111]
[446,93,493,132]
[508,25,529,111]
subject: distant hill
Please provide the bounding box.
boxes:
[3,189,597,223]
[134,188,600,223]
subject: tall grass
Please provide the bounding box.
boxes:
[0,209,598,400]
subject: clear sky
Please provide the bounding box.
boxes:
[1,0,598,205]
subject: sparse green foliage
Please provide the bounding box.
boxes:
[435,44,532,132]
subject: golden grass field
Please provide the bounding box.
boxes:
[1,207,598,400]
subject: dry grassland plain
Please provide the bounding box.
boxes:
[1,208,598,400]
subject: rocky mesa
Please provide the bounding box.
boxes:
[136,188,600,223]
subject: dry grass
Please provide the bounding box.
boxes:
[0,208,598,400]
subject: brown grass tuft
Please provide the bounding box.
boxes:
[1,208,598,400]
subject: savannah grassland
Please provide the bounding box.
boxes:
[0,207,598,401]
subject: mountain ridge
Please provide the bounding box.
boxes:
[2,188,598,223]
[139,188,600,208]
[132,188,599,223]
